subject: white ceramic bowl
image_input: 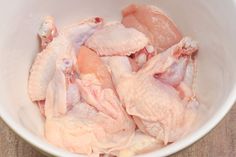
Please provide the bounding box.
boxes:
[0,0,236,156]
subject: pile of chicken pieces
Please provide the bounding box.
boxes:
[28,4,200,157]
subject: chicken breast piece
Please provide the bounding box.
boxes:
[122,4,182,53]
[85,22,148,56]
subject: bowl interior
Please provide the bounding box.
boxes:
[0,0,236,156]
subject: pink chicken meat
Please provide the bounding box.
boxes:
[28,3,202,156]
[107,37,199,144]
[44,46,135,155]
[28,17,103,102]
[122,4,182,53]
[85,22,148,56]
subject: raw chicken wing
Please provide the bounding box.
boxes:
[85,22,148,56]
[28,17,103,101]
[38,16,58,49]
[44,46,135,155]
[110,37,199,144]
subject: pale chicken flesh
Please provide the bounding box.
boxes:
[122,4,182,69]
[85,22,148,56]
[28,17,103,101]
[111,37,199,144]
[122,4,182,53]
[45,46,135,155]
[28,4,201,157]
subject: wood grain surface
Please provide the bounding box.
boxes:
[1,104,236,157]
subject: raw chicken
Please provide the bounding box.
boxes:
[28,5,202,156]
[45,51,79,118]
[122,4,182,53]
[77,46,114,90]
[108,37,199,144]
[28,17,103,101]
[101,56,133,86]
[101,56,139,74]
[117,131,163,157]
[44,46,135,155]
[85,22,148,56]
[130,45,155,69]
[37,100,46,116]
[38,16,58,49]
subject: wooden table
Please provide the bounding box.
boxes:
[1,104,236,157]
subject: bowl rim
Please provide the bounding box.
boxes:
[0,85,236,157]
